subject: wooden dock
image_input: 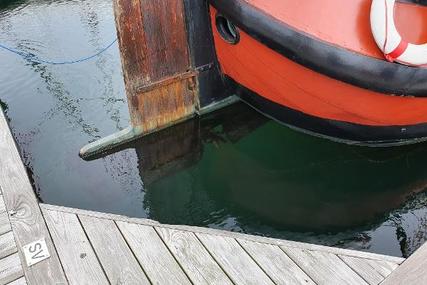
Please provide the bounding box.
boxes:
[0,109,426,284]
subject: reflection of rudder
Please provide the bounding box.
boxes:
[136,119,202,186]
[137,103,268,185]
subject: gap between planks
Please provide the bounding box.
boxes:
[39,204,404,265]
[41,204,405,285]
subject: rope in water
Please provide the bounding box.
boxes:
[0,38,117,65]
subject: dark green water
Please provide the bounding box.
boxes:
[1,0,427,258]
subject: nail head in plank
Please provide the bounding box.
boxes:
[0,109,67,284]
[6,277,27,285]
[0,253,23,285]
[42,209,109,285]
[238,239,315,285]
[381,242,427,285]
[116,221,191,285]
[282,246,369,285]
[0,232,17,260]
[79,215,150,285]
[339,255,389,285]
[156,227,233,285]
[196,233,274,285]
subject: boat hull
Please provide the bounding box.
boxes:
[209,1,427,145]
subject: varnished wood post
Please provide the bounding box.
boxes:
[114,0,197,132]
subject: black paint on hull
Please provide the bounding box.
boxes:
[227,78,427,146]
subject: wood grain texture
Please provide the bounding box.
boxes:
[117,221,191,284]
[79,215,150,285]
[0,253,23,285]
[364,259,398,277]
[0,211,12,236]
[113,0,190,91]
[113,0,196,132]
[42,209,108,285]
[381,242,427,285]
[196,233,274,285]
[7,277,27,285]
[0,109,67,284]
[6,277,26,285]
[339,255,390,285]
[156,227,232,285]
[282,246,369,285]
[133,79,196,132]
[40,204,160,227]
[0,197,6,213]
[237,239,315,285]
[0,232,17,259]
[41,204,404,264]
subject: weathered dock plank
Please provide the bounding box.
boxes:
[339,255,396,285]
[282,246,369,285]
[0,232,17,260]
[0,211,12,236]
[0,253,23,285]
[42,209,108,285]
[156,227,233,285]
[6,277,27,285]
[381,242,427,285]
[363,259,398,277]
[7,277,27,285]
[196,233,275,285]
[0,108,67,284]
[40,204,404,265]
[116,222,191,284]
[35,204,408,285]
[0,197,6,213]
[79,215,150,285]
[237,238,315,285]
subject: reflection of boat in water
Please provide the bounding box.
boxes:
[97,103,427,232]
[208,0,427,146]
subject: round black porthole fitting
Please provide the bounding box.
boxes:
[215,14,240,45]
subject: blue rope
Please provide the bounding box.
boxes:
[0,38,117,65]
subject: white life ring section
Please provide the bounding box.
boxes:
[371,0,427,66]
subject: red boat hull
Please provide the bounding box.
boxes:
[209,0,427,145]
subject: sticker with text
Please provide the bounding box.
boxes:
[22,238,51,267]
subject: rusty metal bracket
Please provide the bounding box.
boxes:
[136,71,197,94]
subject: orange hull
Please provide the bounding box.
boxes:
[209,0,427,145]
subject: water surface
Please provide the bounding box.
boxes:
[1,0,427,258]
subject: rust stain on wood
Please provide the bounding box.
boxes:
[134,78,196,131]
[113,0,197,132]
